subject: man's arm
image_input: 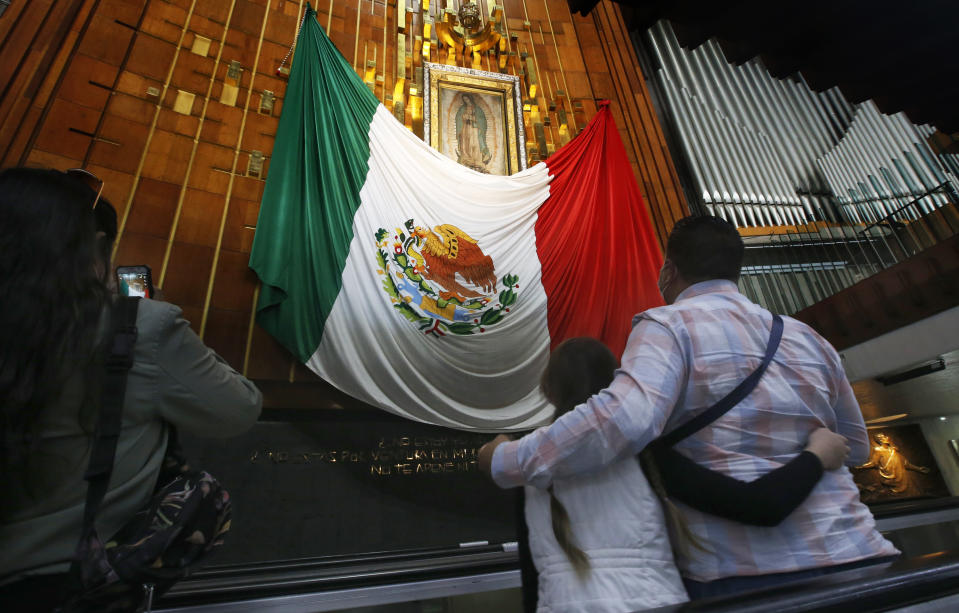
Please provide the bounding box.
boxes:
[831,367,870,465]
[654,428,848,527]
[490,318,687,489]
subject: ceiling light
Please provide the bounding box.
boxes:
[865,413,908,425]
[875,358,946,386]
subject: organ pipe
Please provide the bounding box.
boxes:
[644,20,956,228]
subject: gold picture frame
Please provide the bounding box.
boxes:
[423,62,526,176]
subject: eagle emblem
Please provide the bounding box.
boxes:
[374,219,519,337]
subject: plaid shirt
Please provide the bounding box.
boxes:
[492,280,897,581]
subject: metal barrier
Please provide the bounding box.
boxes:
[648,549,959,613]
[738,183,959,315]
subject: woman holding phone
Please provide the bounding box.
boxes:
[0,167,263,610]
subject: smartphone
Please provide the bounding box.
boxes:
[116,265,154,299]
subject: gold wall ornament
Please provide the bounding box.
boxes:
[173,89,195,115]
[191,34,211,57]
[396,33,406,80]
[259,90,274,115]
[435,21,501,55]
[364,58,376,91]
[220,60,243,106]
[525,56,537,99]
[247,150,264,178]
[398,0,407,32]
[423,62,526,176]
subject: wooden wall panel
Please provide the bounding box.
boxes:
[141,129,193,183]
[221,195,260,253]
[90,115,152,174]
[33,98,99,159]
[140,1,188,42]
[57,54,118,107]
[84,165,137,221]
[246,326,293,380]
[210,250,259,311]
[585,1,688,246]
[125,178,180,237]
[127,33,178,81]
[164,242,216,306]
[112,231,168,277]
[203,307,252,367]
[174,187,225,246]
[1,0,689,391]
[0,0,91,167]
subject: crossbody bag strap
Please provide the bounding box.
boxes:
[655,313,784,449]
[75,297,140,544]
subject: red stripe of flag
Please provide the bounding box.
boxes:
[537,103,665,357]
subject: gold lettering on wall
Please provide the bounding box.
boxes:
[247,434,485,478]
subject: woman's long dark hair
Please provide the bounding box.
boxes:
[0,167,116,465]
[540,337,619,576]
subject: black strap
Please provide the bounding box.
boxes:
[656,313,784,449]
[77,297,140,540]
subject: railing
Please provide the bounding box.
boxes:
[648,549,959,612]
[738,183,959,316]
[155,545,959,613]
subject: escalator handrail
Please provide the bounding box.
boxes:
[649,549,959,612]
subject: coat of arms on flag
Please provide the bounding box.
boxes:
[375,219,518,337]
[249,6,665,431]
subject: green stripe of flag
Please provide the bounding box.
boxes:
[249,5,380,362]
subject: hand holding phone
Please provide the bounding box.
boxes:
[116,265,154,299]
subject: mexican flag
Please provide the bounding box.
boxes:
[249,6,664,430]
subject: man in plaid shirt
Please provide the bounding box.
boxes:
[482,216,897,598]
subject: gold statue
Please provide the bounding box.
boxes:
[856,432,930,496]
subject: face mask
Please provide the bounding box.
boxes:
[657,262,673,300]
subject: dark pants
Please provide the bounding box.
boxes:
[683,555,900,600]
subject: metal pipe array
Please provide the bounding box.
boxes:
[644,20,956,229]
[817,102,954,225]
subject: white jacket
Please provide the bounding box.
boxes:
[524,456,689,612]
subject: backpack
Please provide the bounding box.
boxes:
[59,297,231,613]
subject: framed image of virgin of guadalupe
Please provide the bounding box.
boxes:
[423,62,527,176]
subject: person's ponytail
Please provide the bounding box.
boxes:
[548,486,590,576]
[538,337,620,577]
[639,449,711,557]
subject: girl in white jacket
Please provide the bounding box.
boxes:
[523,338,688,612]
